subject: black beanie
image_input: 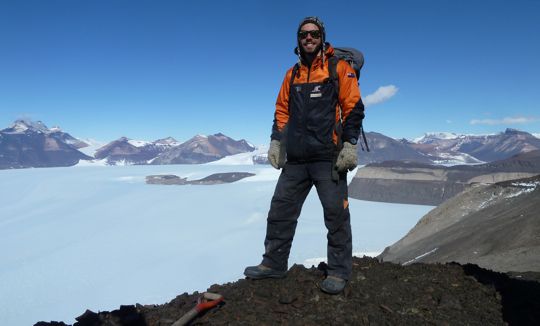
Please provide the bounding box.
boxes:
[297,16,326,42]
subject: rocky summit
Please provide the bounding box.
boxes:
[34,257,540,326]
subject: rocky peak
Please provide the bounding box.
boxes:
[154,137,180,146]
[504,128,521,135]
[4,119,51,134]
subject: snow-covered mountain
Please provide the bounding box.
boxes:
[0,120,257,168]
[77,138,107,158]
[0,119,92,169]
[94,137,181,165]
[407,129,540,164]
[413,132,461,143]
[151,133,255,165]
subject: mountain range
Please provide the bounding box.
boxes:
[360,128,540,165]
[0,120,255,169]
[1,119,540,169]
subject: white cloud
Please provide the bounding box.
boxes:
[364,85,398,107]
[469,116,539,125]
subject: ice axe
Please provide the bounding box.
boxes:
[171,292,224,326]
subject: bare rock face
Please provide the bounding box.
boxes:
[378,175,540,274]
[349,150,540,205]
[359,132,433,165]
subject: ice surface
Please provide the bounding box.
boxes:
[0,165,433,325]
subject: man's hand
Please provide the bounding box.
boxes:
[268,140,285,169]
[335,142,358,172]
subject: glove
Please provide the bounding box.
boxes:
[268,140,285,169]
[335,142,358,172]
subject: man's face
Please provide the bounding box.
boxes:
[298,23,322,54]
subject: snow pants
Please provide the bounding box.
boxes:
[261,161,353,280]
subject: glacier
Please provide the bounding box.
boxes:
[0,165,433,325]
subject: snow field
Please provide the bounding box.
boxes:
[0,165,433,325]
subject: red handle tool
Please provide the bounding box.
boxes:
[171,292,224,326]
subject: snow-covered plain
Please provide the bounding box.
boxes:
[0,165,434,325]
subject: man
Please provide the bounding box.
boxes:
[244,16,365,294]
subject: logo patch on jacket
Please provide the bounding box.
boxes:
[347,72,356,78]
[310,85,322,98]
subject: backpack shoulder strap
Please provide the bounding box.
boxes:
[328,56,340,94]
[290,63,299,86]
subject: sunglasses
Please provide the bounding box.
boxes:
[298,30,321,39]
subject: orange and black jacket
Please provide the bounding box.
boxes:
[271,44,365,163]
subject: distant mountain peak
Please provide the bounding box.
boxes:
[154,137,179,145]
[413,132,459,143]
[213,132,227,138]
[7,119,51,134]
[0,119,91,168]
[503,128,527,135]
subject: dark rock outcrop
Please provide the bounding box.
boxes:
[145,172,255,185]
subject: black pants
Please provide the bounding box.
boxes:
[261,161,353,280]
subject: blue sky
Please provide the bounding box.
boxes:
[1,0,539,144]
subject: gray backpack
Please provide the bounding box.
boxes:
[331,47,364,80]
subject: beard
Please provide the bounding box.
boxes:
[300,43,322,66]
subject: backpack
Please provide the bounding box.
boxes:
[332,47,364,80]
[329,47,369,152]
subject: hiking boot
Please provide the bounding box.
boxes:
[320,276,347,294]
[244,264,286,279]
